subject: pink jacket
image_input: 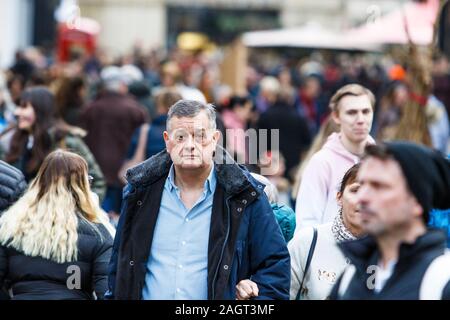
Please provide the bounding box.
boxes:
[222,110,247,159]
[295,132,375,229]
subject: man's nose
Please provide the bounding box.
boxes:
[356,184,370,204]
[183,134,196,149]
[356,112,365,123]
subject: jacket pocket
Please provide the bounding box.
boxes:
[228,241,243,299]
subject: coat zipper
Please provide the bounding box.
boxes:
[211,195,231,299]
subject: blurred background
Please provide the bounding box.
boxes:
[1,0,449,164]
[0,0,428,68]
[0,0,448,225]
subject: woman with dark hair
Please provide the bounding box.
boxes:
[55,76,86,127]
[0,149,114,299]
[0,86,105,200]
[235,164,364,300]
[6,74,25,106]
[288,163,364,300]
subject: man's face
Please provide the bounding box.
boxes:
[304,78,321,99]
[332,95,373,144]
[162,72,176,87]
[164,111,220,170]
[356,157,423,236]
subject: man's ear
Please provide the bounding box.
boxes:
[163,131,170,149]
[213,130,221,142]
[411,196,424,220]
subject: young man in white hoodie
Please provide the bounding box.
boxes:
[295,84,375,229]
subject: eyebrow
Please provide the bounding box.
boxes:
[173,127,208,131]
[345,107,371,112]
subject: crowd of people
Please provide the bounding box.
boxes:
[0,44,449,300]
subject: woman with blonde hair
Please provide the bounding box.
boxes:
[0,149,114,299]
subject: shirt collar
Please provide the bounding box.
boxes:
[167,163,216,195]
[204,163,217,195]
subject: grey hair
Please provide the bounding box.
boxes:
[167,100,217,131]
[103,81,123,93]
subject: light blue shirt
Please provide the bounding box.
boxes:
[142,164,216,300]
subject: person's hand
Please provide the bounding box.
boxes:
[236,279,259,300]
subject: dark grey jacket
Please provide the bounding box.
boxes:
[0,220,113,300]
[0,160,26,213]
[329,229,450,300]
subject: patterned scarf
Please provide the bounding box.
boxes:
[331,210,357,243]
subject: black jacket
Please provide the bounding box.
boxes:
[329,229,450,300]
[0,220,113,300]
[257,102,311,176]
[106,149,290,300]
[0,160,27,213]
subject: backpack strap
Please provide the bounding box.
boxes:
[419,250,450,300]
[337,264,356,299]
[296,227,318,300]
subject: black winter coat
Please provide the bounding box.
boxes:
[329,229,450,300]
[0,160,26,213]
[0,219,113,300]
[106,149,290,300]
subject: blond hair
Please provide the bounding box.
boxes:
[329,83,375,113]
[0,150,113,263]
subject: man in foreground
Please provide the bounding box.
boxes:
[330,142,450,299]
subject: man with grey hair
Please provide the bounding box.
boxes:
[80,65,148,219]
[106,99,290,300]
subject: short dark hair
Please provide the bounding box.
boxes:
[363,144,394,161]
[339,163,361,194]
[228,95,250,110]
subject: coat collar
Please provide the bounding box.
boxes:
[338,229,448,272]
[125,146,259,197]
